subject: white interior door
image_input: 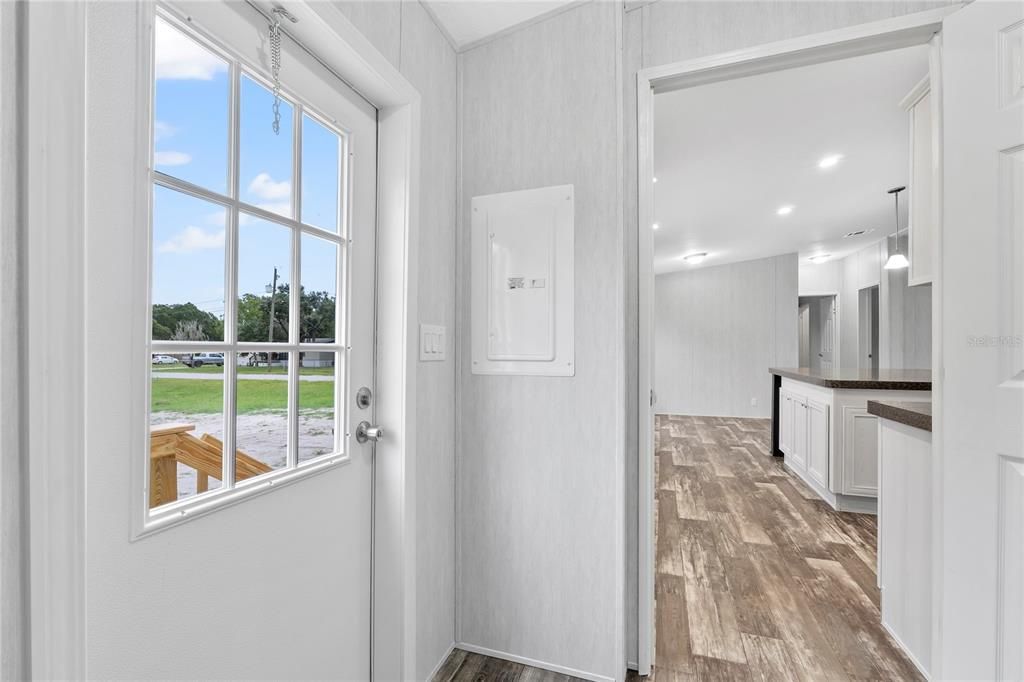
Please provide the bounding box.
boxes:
[82,2,378,677]
[940,0,1024,678]
[820,297,836,370]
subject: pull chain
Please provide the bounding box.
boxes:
[268,7,297,135]
[270,14,282,135]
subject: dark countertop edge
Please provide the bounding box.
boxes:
[769,368,932,391]
[867,400,933,432]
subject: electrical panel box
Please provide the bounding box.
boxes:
[471,185,574,376]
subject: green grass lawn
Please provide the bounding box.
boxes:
[151,378,335,414]
[156,364,335,376]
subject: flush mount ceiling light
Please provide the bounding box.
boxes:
[653,177,658,183]
[681,252,707,265]
[884,186,910,270]
[777,205,794,216]
[818,154,844,169]
[809,254,831,264]
[652,223,660,230]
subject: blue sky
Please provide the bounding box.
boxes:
[152,17,340,320]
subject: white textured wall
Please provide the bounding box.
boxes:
[884,233,933,369]
[336,3,459,677]
[457,2,624,677]
[0,2,27,678]
[654,254,798,419]
[799,260,841,296]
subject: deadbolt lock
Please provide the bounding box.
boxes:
[356,386,372,410]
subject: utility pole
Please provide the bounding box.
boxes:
[267,266,279,345]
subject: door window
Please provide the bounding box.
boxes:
[148,12,349,514]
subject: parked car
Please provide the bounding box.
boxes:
[184,352,224,368]
[151,354,179,365]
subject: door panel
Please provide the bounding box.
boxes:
[83,2,378,678]
[806,399,829,488]
[941,1,1024,677]
[790,398,808,471]
[842,408,878,496]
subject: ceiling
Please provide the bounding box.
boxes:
[653,44,929,275]
[423,0,577,49]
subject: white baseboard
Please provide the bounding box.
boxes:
[836,494,877,515]
[455,642,615,682]
[426,642,456,681]
[882,621,931,680]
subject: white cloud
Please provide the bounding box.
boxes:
[248,173,292,200]
[154,150,192,166]
[154,120,176,141]
[157,226,225,254]
[155,18,227,80]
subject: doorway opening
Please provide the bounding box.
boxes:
[859,286,880,370]
[799,294,837,371]
[636,7,954,676]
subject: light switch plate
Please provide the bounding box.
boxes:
[419,324,446,362]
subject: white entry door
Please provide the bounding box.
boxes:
[82,1,377,678]
[940,0,1024,678]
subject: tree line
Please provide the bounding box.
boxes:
[152,286,336,343]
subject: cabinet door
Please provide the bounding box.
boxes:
[806,399,830,488]
[842,407,879,496]
[790,398,808,471]
[779,393,792,454]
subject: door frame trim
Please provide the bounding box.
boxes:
[634,5,959,674]
[24,1,422,678]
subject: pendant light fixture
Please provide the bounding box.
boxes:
[883,185,909,270]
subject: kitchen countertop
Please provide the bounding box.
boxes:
[769,367,932,390]
[867,400,932,432]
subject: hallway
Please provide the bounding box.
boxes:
[653,414,921,681]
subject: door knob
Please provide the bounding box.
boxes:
[356,422,383,444]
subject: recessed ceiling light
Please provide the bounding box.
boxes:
[809,254,831,264]
[818,154,843,169]
[681,252,707,265]
[777,205,794,216]
[652,223,660,230]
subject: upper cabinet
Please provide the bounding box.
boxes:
[901,68,938,287]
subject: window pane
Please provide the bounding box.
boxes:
[238,214,292,343]
[153,17,229,194]
[300,234,338,343]
[299,352,337,463]
[239,74,293,218]
[236,352,290,478]
[150,363,225,508]
[152,185,226,341]
[301,115,341,232]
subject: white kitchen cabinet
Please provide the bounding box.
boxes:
[776,376,930,514]
[901,74,936,286]
[791,397,808,471]
[806,399,830,489]
[779,391,829,490]
[779,391,794,455]
[842,407,881,497]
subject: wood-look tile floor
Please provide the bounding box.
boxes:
[653,414,921,681]
[434,648,583,682]
[434,414,920,682]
